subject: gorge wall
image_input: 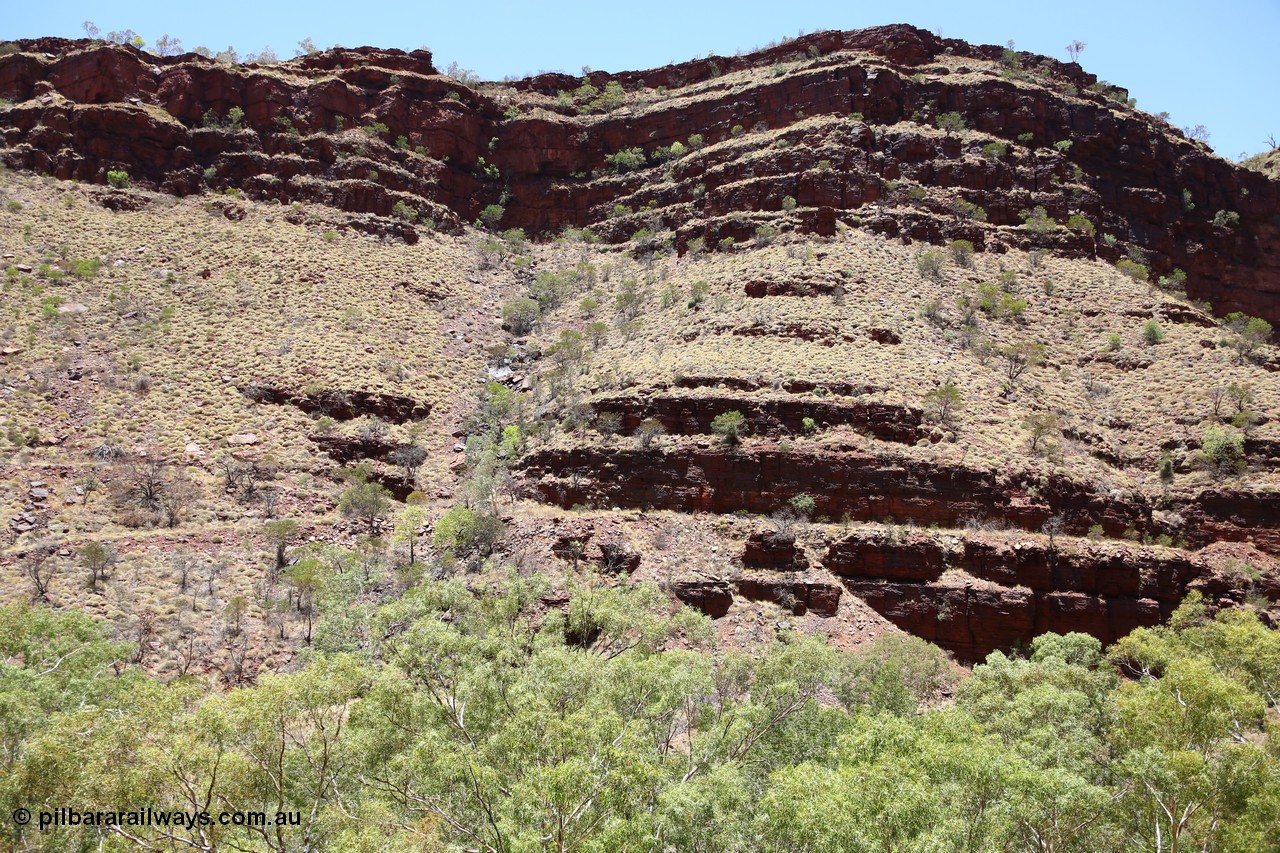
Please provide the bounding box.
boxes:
[3,25,1280,321]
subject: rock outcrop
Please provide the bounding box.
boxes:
[828,531,1279,659]
[3,26,1279,320]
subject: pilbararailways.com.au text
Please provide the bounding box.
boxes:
[20,807,302,831]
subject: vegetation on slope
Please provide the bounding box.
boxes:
[2,584,1278,851]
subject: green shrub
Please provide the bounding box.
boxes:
[338,482,391,533]
[935,112,965,135]
[589,80,626,112]
[923,381,962,424]
[1115,258,1148,283]
[754,224,780,246]
[1196,425,1246,477]
[710,410,746,445]
[432,505,504,556]
[477,204,505,229]
[1066,214,1095,235]
[1019,206,1057,234]
[1224,313,1272,360]
[1157,268,1188,292]
[69,258,102,279]
[1212,210,1240,228]
[949,199,988,222]
[1141,320,1165,345]
[687,280,709,309]
[948,239,975,268]
[1023,412,1060,454]
[501,297,540,335]
[788,493,816,518]
[653,141,687,162]
[106,170,130,189]
[981,141,1007,159]
[916,249,946,280]
[606,148,648,173]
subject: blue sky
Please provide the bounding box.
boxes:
[8,0,1276,160]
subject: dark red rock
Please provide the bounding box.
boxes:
[592,394,923,444]
[742,532,810,572]
[1,27,1277,321]
[825,535,946,581]
[671,580,734,617]
[736,577,842,617]
[241,384,429,423]
[519,446,1149,538]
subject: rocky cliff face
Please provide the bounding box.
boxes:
[4,27,1279,663]
[3,25,1279,321]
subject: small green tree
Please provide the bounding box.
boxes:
[106,170,130,189]
[1066,214,1095,235]
[1212,210,1240,228]
[1116,259,1149,283]
[263,519,298,576]
[392,503,427,565]
[339,482,392,533]
[935,112,966,136]
[1195,426,1246,478]
[1141,320,1165,345]
[1226,381,1255,417]
[710,411,746,446]
[502,297,539,335]
[948,240,975,268]
[585,321,609,349]
[605,147,648,173]
[788,493,816,518]
[999,340,1046,386]
[1023,412,1061,454]
[1225,313,1272,360]
[285,558,324,643]
[916,250,946,280]
[1019,206,1057,235]
[635,417,666,449]
[923,381,963,425]
[80,541,117,592]
[477,204,505,229]
[432,505,504,557]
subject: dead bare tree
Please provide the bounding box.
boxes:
[171,552,194,592]
[114,456,169,511]
[21,544,59,600]
[160,474,200,527]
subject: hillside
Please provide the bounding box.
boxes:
[1244,147,1280,181]
[2,24,1280,851]
[3,25,1279,665]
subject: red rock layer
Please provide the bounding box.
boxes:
[3,26,1279,320]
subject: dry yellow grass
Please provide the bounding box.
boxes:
[1,139,1277,675]
[507,223,1279,504]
